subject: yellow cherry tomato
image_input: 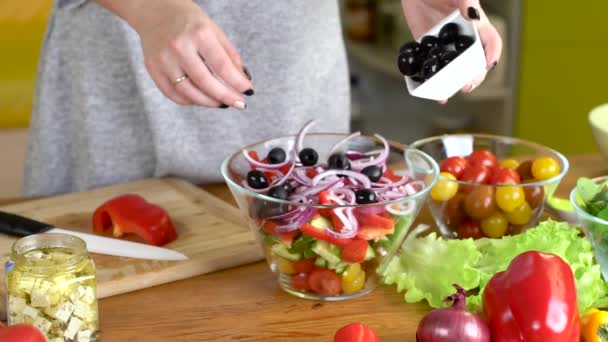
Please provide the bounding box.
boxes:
[277,257,296,274]
[582,308,608,342]
[531,157,560,180]
[430,172,459,202]
[342,263,362,283]
[342,267,366,294]
[504,201,532,225]
[501,159,520,170]
[480,211,509,238]
[496,185,526,213]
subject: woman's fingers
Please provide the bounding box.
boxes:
[146,62,192,106]
[478,23,502,69]
[455,0,482,21]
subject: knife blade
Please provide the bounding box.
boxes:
[0,211,188,261]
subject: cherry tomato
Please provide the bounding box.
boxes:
[468,149,498,170]
[523,180,545,209]
[460,165,491,192]
[440,156,468,179]
[277,257,296,274]
[291,273,311,291]
[531,157,560,180]
[491,167,521,185]
[430,172,459,201]
[0,324,45,342]
[342,265,366,294]
[495,185,526,212]
[480,211,509,238]
[457,220,485,239]
[308,269,342,296]
[501,159,520,169]
[505,201,532,225]
[334,323,379,342]
[292,258,316,273]
[445,193,467,226]
[516,160,534,180]
[464,185,496,220]
[342,263,363,283]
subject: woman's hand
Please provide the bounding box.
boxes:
[401,0,502,97]
[126,0,253,109]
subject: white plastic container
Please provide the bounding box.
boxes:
[405,10,486,101]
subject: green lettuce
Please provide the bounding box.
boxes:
[381,220,608,313]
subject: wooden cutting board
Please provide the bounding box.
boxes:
[0,178,263,319]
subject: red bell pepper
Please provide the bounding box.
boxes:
[93,194,178,246]
[301,223,350,247]
[483,251,580,342]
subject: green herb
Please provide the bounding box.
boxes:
[288,234,316,259]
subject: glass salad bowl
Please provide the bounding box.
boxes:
[221,125,439,301]
[409,134,569,240]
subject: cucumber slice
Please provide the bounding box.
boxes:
[312,240,341,265]
[271,243,301,261]
[315,257,328,268]
[364,245,376,261]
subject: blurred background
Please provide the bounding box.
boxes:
[0,0,607,197]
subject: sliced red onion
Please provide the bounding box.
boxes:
[351,134,389,171]
[272,161,296,187]
[328,132,361,155]
[386,200,416,216]
[312,170,371,188]
[295,119,316,156]
[404,180,426,195]
[324,223,358,239]
[332,188,356,204]
[275,207,315,233]
[243,149,291,169]
[357,205,386,215]
[382,191,409,200]
[328,180,345,191]
[345,150,366,160]
[292,168,313,186]
[268,207,302,221]
[364,149,386,156]
[296,177,341,197]
[371,176,409,189]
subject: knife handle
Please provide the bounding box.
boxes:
[0,211,54,237]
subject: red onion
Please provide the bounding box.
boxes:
[295,119,316,155]
[351,134,390,170]
[345,150,366,160]
[312,170,371,188]
[275,207,315,233]
[328,132,361,155]
[385,200,415,216]
[416,284,490,342]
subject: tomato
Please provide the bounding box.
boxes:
[440,156,468,179]
[334,323,379,342]
[308,269,342,296]
[306,168,318,178]
[355,212,395,230]
[384,169,402,182]
[461,164,491,185]
[480,211,509,238]
[457,220,485,239]
[262,221,277,235]
[468,149,498,170]
[430,172,459,201]
[0,324,45,342]
[342,264,366,294]
[341,239,369,263]
[292,258,316,273]
[516,160,534,180]
[445,193,467,226]
[501,158,520,169]
[531,157,560,180]
[505,201,533,225]
[464,185,496,220]
[523,180,545,209]
[495,185,526,212]
[491,167,521,185]
[291,273,311,291]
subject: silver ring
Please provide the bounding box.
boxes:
[173,74,188,85]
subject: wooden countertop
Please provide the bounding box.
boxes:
[3,154,607,341]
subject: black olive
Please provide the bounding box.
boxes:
[355,189,377,204]
[267,147,286,164]
[267,185,288,200]
[328,153,351,170]
[361,165,383,182]
[281,182,293,194]
[438,23,460,45]
[397,52,421,76]
[419,35,439,55]
[426,46,444,61]
[298,148,318,166]
[246,170,269,189]
[399,41,421,56]
[422,57,441,80]
[454,35,474,53]
[439,51,459,68]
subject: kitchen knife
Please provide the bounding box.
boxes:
[0,211,188,261]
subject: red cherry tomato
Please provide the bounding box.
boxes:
[457,220,486,239]
[468,149,498,170]
[0,324,46,342]
[491,167,521,185]
[291,273,311,291]
[308,269,342,296]
[334,323,379,342]
[341,239,369,263]
[292,259,316,273]
[461,165,491,185]
[440,156,468,179]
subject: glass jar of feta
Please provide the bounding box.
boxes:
[5,233,98,342]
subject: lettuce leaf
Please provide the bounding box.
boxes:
[381,219,608,313]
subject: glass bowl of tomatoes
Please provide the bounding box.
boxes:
[409,134,569,239]
[222,123,439,301]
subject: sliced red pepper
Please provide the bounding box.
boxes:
[318,191,345,231]
[306,168,318,179]
[92,194,178,246]
[384,169,401,182]
[357,225,394,241]
[301,223,351,247]
[341,238,369,263]
[355,211,395,230]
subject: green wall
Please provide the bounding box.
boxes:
[516,1,608,154]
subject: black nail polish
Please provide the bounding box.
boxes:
[218,104,229,109]
[243,66,252,81]
[468,7,480,20]
[243,89,255,96]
